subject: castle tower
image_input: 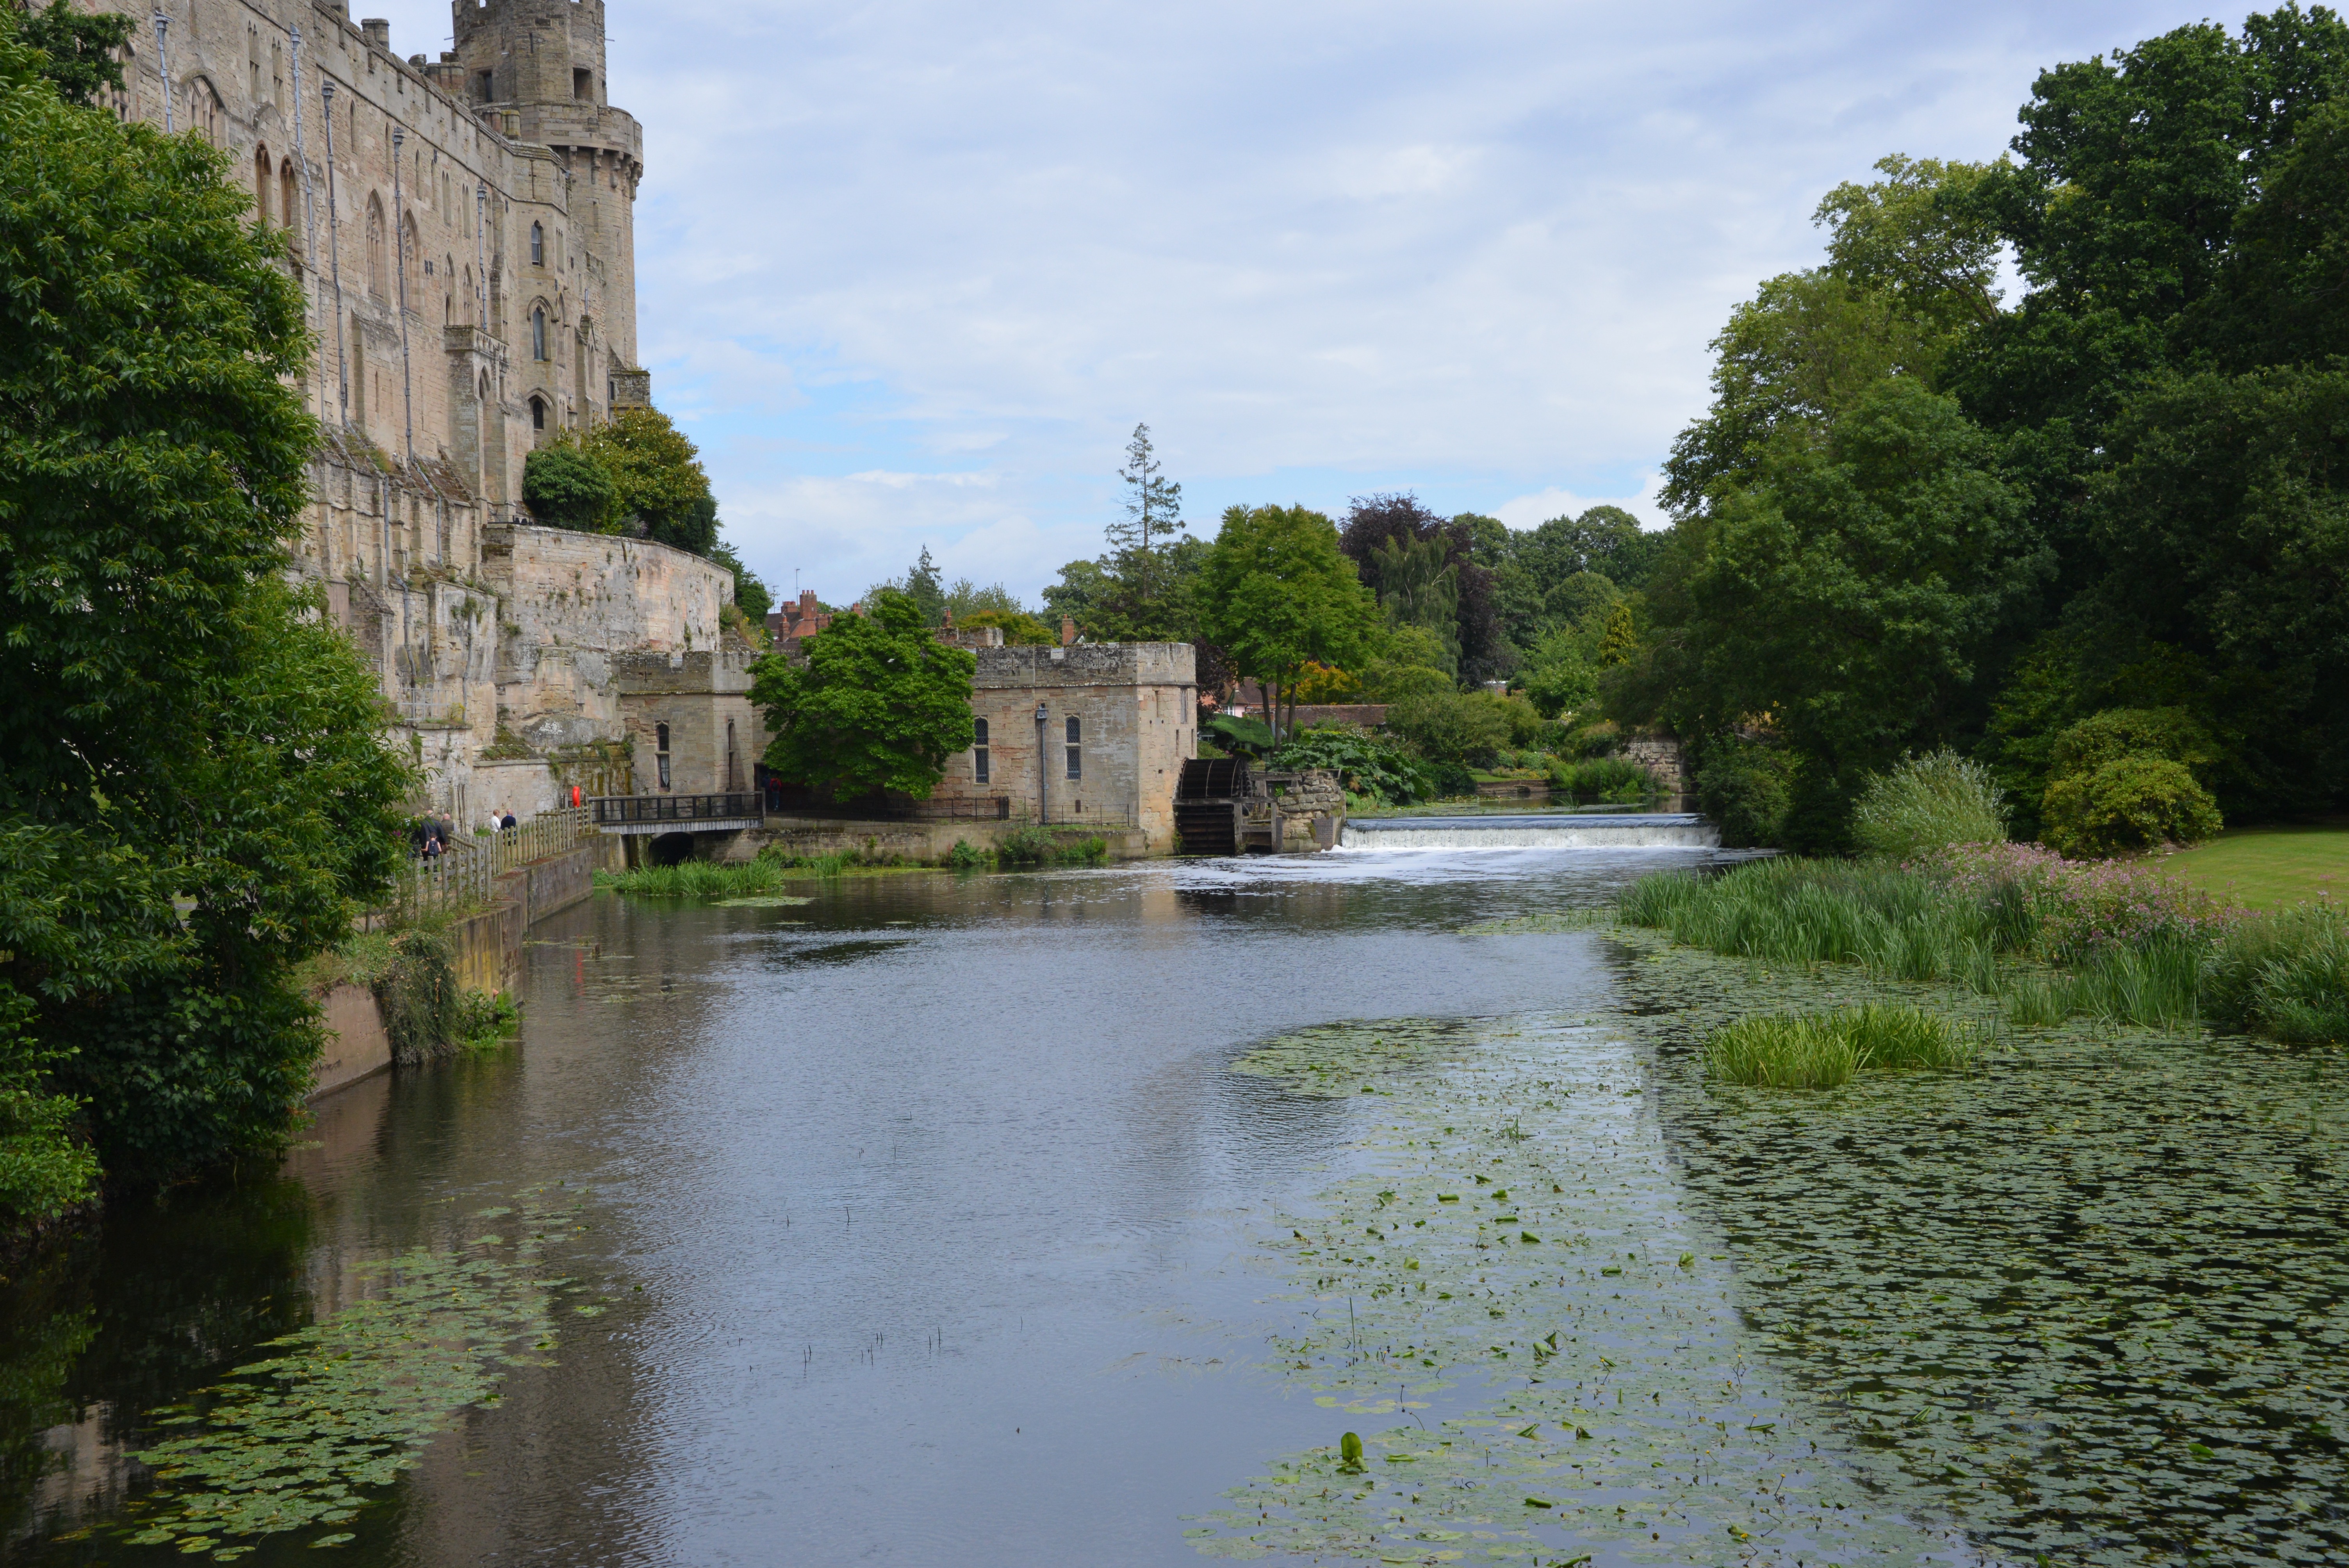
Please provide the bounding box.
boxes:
[452,0,643,373]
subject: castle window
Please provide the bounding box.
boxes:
[1065,716,1082,781]
[973,718,990,784]
[530,221,544,265]
[365,195,387,297]
[282,160,301,255]
[532,306,547,360]
[530,395,546,430]
[655,723,672,791]
[477,69,494,101]
[253,144,271,226]
[573,67,592,101]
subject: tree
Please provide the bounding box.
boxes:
[581,406,718,554]
[1,32,410,1210]
[959,608,1056,645]
[1615,379,2043,818]
[1197,505,1381,737]
[1110,422,1184,558]
[522,442,620,532]
[750,590,977,800]
[15,0,131,107]
[1338,493,1510,683]
[707,536,771,622]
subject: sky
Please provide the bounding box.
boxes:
[363,0,2231,606]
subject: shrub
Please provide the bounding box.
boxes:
[1521,655,1596,721]
[1850,749,2008,861]
[2041,755,2221,858]
[1358,661,1454,702]
[373,928,460,1066]
[456,991,521,1051]
[521,442,621,532]
[1383,691,1511,766]
[945,839,988,870]
[995,828,1108,867]
[2048,707,2217,781]
[1705,1005,1980,1089]
[1693,741,1794,848]
[1269,725,1433,805]
[1427,761,1478,799]
[1549,755,1656,804]
[1919,841,2237,965]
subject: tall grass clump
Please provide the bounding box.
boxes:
[2201,904,2349,1044]
[996,828,1109,867]
[1851,750,2008,861]
[1706,1005,1980,1089]
[1617,858,2012,987]
[599,858,806,898]
[2005,937,2203,1031]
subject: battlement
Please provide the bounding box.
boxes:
[453,0,608,109]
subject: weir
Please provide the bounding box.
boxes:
[1338,812,1722,850]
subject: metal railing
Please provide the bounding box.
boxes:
[590,792,764,827]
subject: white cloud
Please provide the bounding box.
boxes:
[1494,476,1668,533]
[353,0,2196,603]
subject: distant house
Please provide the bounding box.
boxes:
[929,643,1199,853]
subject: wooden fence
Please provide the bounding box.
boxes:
[390,807,595,920]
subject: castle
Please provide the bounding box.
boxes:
[89,0,751,825]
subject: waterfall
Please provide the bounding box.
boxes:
[1338,813,1721,850]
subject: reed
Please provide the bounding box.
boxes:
[597,859,809,898]
[1705,1005,1981,1089]
[1618,859,2014,987]
[2201,904,2349,1043]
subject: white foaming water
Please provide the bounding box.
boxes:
[1338,812,1722,850]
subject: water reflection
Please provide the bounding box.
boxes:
[0,847,1725,1566]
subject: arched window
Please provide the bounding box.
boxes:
[189,78,221,146]
[400,214,419,303]
[654,723,672,791]
[365,195,387,298]
[253,144,271,226]
[531,306,547,360]
[529,395,546,431]
[529,221,543,265]
[281,160,300,253]
[973,718,990,784]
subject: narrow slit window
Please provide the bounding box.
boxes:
[973,717,990,784]
[530,221,544,265]
[1065,716,1081,781]
[532,306,547,360]
[655,722,672,791]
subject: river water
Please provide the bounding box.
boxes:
[6,847,2344,1568]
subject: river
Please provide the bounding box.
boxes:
[5,846,2344,1568]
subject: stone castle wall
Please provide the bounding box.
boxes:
[87,2,736,826]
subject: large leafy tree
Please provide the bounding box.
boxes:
[751,590,977,800]
[1617,380,2042,845]
[583,406,718,554]
[1338,494,1510,684]
[0,23,409,1206]
[1198,505,1381,736]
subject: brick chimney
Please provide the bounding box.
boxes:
[1060,615,1076,647]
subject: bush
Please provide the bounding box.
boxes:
[2049,707,2217,781]
[1549,755,1657,804]
[1383,691,1512,766]
[1693,741,1794,848]
[521,442,621,532]
[1924,841,2237,966]
[2041,754,2221,857]
[1850,749,2009,861]
[372,928,460,1066]
[1270,725,1434,805]
[1705,1005,1980,1089]
[995,827,1107,866]
[456,991,521,1051]
[945,839,988,870]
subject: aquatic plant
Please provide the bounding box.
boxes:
[2202,902,2349,1043]
[1617,857,2014,988]
[601,857,812,898]
[1919,839,2239,964]
[994,828,1108,867]
[108,1185,600,1561]
[1704,1005,1978,1089]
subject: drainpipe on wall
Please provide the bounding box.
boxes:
[152,13,171,132]
[1034,700,1049,826]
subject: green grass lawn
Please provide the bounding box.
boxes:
[2156,823,2349,909]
